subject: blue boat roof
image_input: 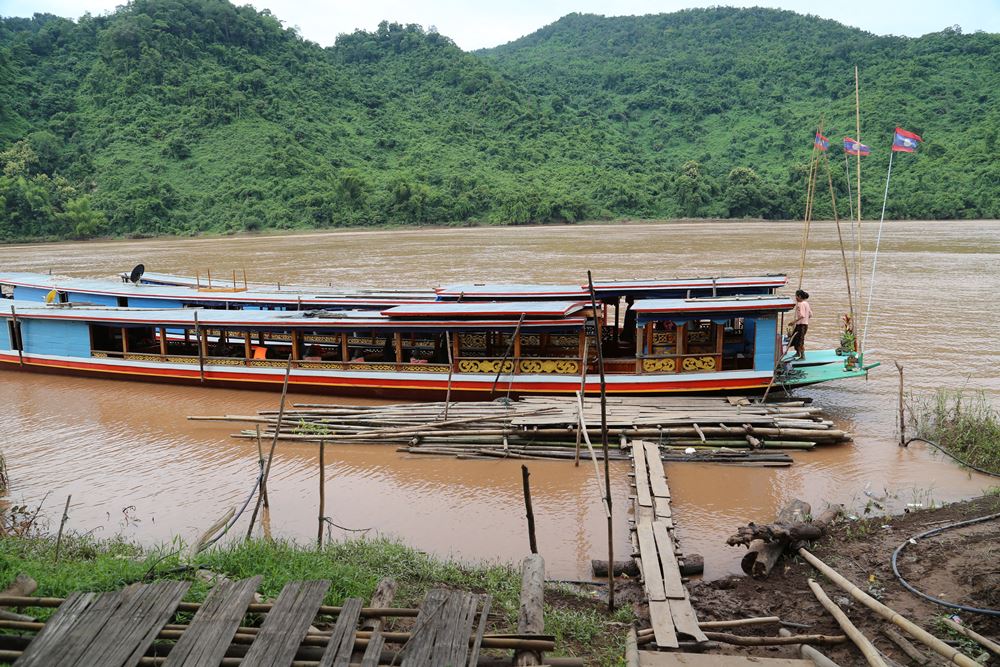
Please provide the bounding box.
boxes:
[632,296,795,315]
[383,301,588,318]
[435,274,786,299]
[1,300,587,331]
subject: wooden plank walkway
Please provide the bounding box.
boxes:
[630,441,708,650]
[638,652,813,666]
[11,580,500,667]
[15,581,190,667]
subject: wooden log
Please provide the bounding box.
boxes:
[797,548,979,667]
[779,627,844,667]
[678,553,704,576]
[732,502,841,579]
[701,631,847,646]
[515,554,545,666]
[808,578,886,667]
[590,560,639,578]
[882,627,930,665]
[697,616,780,629]
[736,499,811,579]
[360,578,397,634]
[0,574,37,600]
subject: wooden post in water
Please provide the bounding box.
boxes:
[317,440,325,547]
[574,338,589,467]
[9,306,23,367]
[587,271,614,611]
[54,495,71,562]
[898,364,906,446]
[246,356,292,539]
[521,465,538,554]
[194,312,205,383]
[255,425,269,508]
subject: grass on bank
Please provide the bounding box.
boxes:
[909,389,1000,474]
[0,532,632,664]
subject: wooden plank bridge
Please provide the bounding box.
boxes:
[629,440,708,650]
[2,580,548,667]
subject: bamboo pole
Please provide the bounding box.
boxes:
[255,426,269,508]
[246,357,292,540]
[941,618,1000,657]
[194,312,204,383]
[808,578,886,667]
[443,332,454,420]
[587,271,613,611]
[798,548,978,667]
[778,627,844,667]
[855,65,864,350]
[824,154,855,321]
[317,439,325,548]
[491,313,525,397]
[574,336,590,466]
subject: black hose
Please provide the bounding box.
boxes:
[904,437,1000,478]
[891,511,1000,617]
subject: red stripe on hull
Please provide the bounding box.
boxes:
[0,354,772,399]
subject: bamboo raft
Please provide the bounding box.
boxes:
[190,395,851,465]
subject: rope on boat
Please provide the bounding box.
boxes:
[861,149,895,353]
[891,510,1000,617]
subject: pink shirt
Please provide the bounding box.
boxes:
[795,300,812,325]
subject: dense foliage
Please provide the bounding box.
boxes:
[0,1,997,241]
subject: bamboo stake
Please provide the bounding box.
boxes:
[691,632,848,647]
[54,495,71,562]
[317,439,325,548]
[895,361,905,446]
[491,313,525,397]
[778,627,844,667]
[246,357,292,540]
[798,548,978,667]
[443,332,454,420]
[808,578,886,667]
[255,426,269,508]
[521,465,537,554]
[587,271,613,611]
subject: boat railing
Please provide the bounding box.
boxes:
[637,352,722,374]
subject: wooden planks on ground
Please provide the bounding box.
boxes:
[163,576,262,667]
[240,580,330,667]
[318,597,363,667]
[399,589,488,667]
[15,581,190,667]
[632,442,652,507]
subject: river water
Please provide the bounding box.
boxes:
[1,220,997,579]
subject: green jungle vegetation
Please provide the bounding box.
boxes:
[1,1,998,241]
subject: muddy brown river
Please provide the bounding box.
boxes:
[1,220,997,579]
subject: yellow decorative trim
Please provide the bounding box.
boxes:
[642,358,676,373]
[518,359,579,374]
[687,330,711,344]
[91,351,109,358]
[458,359,513,373]
[682,356,716,371]
[521,334,541,346]
[550,335,579,348]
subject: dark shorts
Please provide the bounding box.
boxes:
[792,324,808,348]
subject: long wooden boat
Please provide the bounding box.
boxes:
[0,295,875,398]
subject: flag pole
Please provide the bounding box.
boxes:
[861,148,894,353]
[798,119,823,290]
[822,153,854,321]
[854,66,863,349]
[843,152,858,325]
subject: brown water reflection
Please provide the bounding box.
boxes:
[1,220,997,578]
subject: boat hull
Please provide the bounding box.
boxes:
[0,351,780,399]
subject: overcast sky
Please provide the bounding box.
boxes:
[2,0,998,50]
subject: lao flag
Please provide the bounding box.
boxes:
[892,127,922,152]
[814,133,830,151]
[844,137,870,156]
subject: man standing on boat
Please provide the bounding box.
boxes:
[788,290,812,360]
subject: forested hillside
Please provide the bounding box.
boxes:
[0,1,997,241]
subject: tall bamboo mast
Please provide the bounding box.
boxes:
[854,66,863,344]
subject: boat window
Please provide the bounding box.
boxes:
[8,321,22,351]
